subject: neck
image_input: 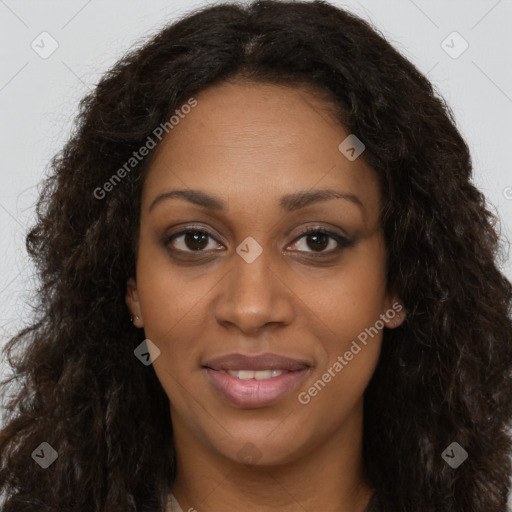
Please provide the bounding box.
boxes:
[170,401,374,512]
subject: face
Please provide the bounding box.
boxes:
[126,79,405,466]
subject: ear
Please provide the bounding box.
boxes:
[125,277,144,328]
[382,293,406,329]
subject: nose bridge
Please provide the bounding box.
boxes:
[214,238,294,332]
[233,242,273,298]
[231,240,277,309]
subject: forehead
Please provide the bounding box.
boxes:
[142,80,381,222]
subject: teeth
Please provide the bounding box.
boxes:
[225,369,286,380]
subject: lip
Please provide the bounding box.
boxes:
[205,367,310,408]
[203,352,311,371]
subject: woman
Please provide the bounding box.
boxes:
[1,1,511,511]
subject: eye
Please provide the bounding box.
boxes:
[166,229,223,253]
[288,227,353,255]
[164,226,354,257]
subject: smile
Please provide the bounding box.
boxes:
[221,369,287,380]
[205,367,310,408]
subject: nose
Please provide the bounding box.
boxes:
[213,245,295,334]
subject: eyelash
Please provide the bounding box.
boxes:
[164,225,354,258]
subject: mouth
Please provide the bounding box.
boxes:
[202,353,312,408]
[219,369,290,380]
[203,352,311,372]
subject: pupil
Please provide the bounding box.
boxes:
[185,232,208,250]
[308,233,328,251]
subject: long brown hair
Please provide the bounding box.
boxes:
[1,1,511,510]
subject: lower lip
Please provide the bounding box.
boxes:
[205,368,309,408]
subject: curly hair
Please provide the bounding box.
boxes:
[1,1,511,511]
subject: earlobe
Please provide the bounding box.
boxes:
[383,296,407,329]
[125,277,144,327]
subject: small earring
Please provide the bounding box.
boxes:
[130,315,140,323]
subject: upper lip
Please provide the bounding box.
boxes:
[203,353,311,371]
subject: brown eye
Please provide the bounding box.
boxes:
[304,232,330,252]
[289,228,353,255]
[167,230,221,252]
[165,226,354,259]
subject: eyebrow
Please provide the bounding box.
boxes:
[148,188,365,213]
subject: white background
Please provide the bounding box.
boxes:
[1,3,512,498]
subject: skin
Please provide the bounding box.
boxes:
[126,79,406,512]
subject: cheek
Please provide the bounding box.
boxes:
[294,238,387,409]
[297,256,387,420]
[135,248,206,407]
[135,237,211,345]
[296,341,380,438]
[300,236,388,348]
